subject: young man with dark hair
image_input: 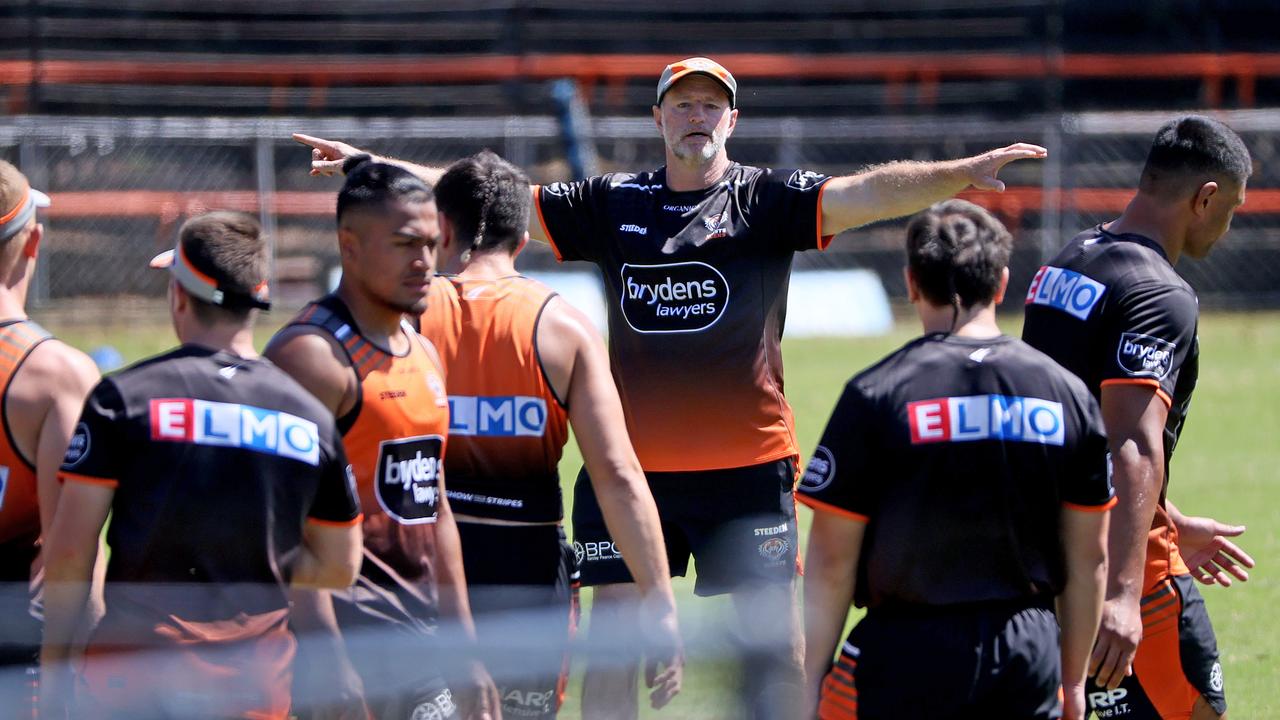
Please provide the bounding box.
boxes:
[1023,115,1255,720]
[801,200,1112,720]
[294,55,1046,718]
[267,160,499,720]
[40,211,363,719]
[421,151,682,719]
[0,160,99,713]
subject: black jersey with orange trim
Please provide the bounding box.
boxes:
[535,163,832,473]
[420,275,570,523]
[285,294,450,620]
[797,334,1113,610]
[0,319,51,582]
[58,345,358,650]
[1021,226,1198,586]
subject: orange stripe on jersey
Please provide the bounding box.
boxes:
[306,513,364,528]
[797,494,869,524]
[1100,378,1172,410]
[532,187,564,262]
[816,182,834,250]
[1064,496,1118,513]
[59,471,119,488]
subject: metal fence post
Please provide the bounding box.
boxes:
[254,135,278,298]
[1040,115,1063,263]
[19,135,48,306]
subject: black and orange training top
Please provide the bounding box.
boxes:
[1022,227,1197,589]
[535,163,832,472]
[798,334,1114,610]
[420,275,570,523]
[287,294,450,618]
[0,319,51,583]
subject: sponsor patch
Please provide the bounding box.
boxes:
[1209,661,1223,692]
[1087,687,1130,715]
[619,261,729,334]
[575,540,623,563]
[753,522,788,537]
[63,422,91,467]
[503,688,556,716]
[907,394,1065,447]
[375,434,444,525]
[1116,332,1176,379]
[1025,265,1107,320]
[785,169,829,191]
[449,395,547,437]
[148,398,320,466]
[800,445,836,493]
[619,223,648,235]
[663,204,697,213]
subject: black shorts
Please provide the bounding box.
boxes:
[571,458,798,597]
[458,523,579,720]
[819,600,1061,720]
[1086,574,1226,719]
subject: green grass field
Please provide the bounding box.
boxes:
[35,307,1280,718]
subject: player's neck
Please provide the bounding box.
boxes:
[918,303,1002,338]
[179,322,259,359]
[1106,199,1183,264]
[457,251,516,281]
[335,281,409,353]
[0,263,33,320]
[664,152,732,192]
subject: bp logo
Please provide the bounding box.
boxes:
[619,261,730,334]
[800,445,836,493]
[375,434,444,525]
[759,537,791,563]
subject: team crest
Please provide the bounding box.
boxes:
[759,537,790,562]
[426,372,448,407]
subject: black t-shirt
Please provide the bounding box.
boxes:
[60,345,359,627]
[536,163,832,472]
[797,334,1113,610]
[1021,226,1199,472]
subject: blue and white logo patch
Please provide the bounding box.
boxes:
[1025,265,1107,320]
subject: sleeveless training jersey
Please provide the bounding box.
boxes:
[0,319,51,583]
[288,295,450,618]
[58,345,359,717]
[798,334,1114,610]
[420,275,570,523]
[535,163,832,472]
[1022,227,1197,589]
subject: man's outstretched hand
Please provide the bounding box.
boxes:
[1176,515,1255,587]
[293,133,366,176]
[963,143,1049,192]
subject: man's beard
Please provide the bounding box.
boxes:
[670,129,724,161]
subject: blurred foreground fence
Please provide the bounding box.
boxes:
[4,109,1278,310]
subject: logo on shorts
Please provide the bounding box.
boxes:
[1116,332,1176,379]
[753,522,788,537]
[1025,265,1107,320]
[800,445,836,493]
[785,169,829,191]
[1209,661,1223,692]
[1087,687,1130,716]
[375,435,443,525]
[410,688,455,720]
[758,537,791,564]
[575,540,623,563]
[63,422,91,468]
[503,688,555,716]
[620,261,729,334]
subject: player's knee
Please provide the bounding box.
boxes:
[1191,695,1226,720]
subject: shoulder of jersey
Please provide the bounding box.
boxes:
[847,335,938,393]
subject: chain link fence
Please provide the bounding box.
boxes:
[5,110,1277,314]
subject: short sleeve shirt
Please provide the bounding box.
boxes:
[797,335,1113,610]
[59,346,359,625]
[535,164,832,472]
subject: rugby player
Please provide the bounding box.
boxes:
[420,150,682,719]
[266,159,499,720]
[1023,116,1254,720]
[294,55,1046,718]
[0,160,99,713]
[800,200,1112,720]
[40,212,363,719]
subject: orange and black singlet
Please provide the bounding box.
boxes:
[287,294,450,617]
[421,275,570,522]
[0,319,51,584]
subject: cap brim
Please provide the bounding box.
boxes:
[149,249,175,269]
[659,69,736,106]
[29,188,50,208]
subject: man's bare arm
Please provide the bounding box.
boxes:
[819,143,1047,235]
[1090,384,1167,690]
[537,298,683,708]
[264,327,357,418]
[801,509,865,718]
[1058,508,1109,720]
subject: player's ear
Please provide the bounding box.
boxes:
[1192,181,1219,217]
[725,107,739,137]
[21,223,41,259]
[652,105,664,131]
[903,266,921,303]
[514,231,530,259]
[992,267,1010,305]
[337,227,359,263]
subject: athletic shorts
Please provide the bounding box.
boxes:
[1086,574,1226,719]
[458,523,579,720]
[819,600,1061,720]
[571,458,798,597]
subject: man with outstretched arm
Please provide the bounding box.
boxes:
[295,54,1045,719]
[1023,115,1254,719]
[420,150,681,719]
